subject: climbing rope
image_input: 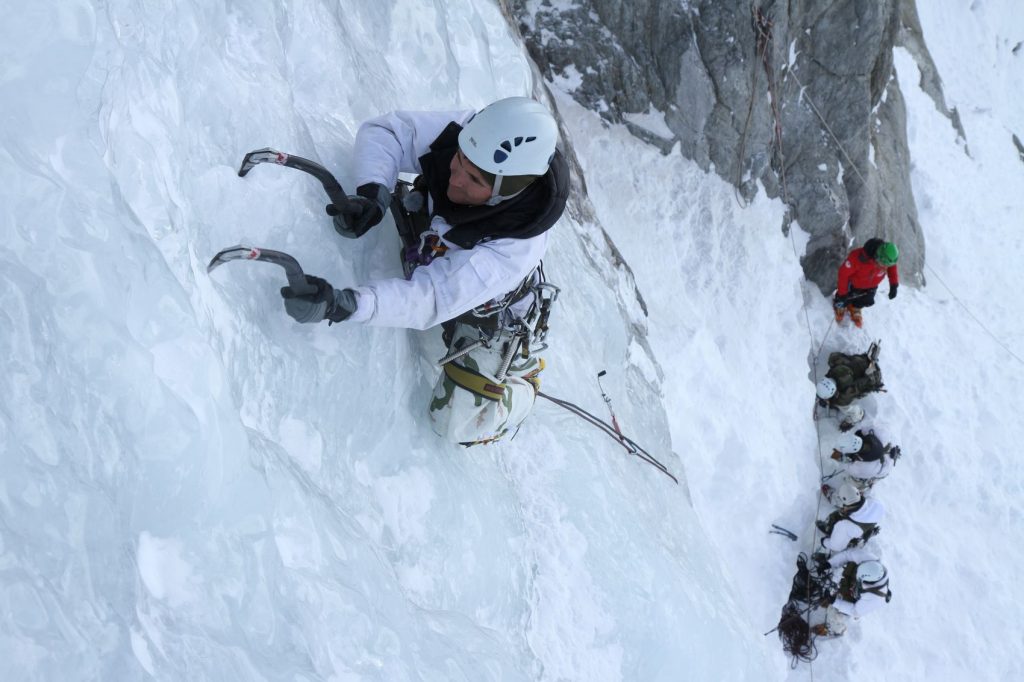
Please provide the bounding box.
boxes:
[734,5,792,209]
[536,391,679,484]
[785,52,1024,368]
[788,214,833,680]
[785,65,870,191]
[733,6,771,207]
[768,27,839,669]
[923,263,1024,366]
[736,17,844,661]
[760,8,791,207]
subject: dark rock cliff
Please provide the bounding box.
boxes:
[506,0,955,293]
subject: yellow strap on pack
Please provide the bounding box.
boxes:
[443,362,506,402]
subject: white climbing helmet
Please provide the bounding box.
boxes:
[458,97,558,177]
[816,378,837,399]
[857,560,887,586]
[830,482,863,508]
[835,433,864,455]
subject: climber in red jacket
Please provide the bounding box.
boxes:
[834,238,900,328]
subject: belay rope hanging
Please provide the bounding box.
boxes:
[734,5,835,670]
[536,391,678,484]
[734,4,791,209]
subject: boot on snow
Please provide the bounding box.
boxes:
[847,306,863,328]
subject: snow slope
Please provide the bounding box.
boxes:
[1,0,1022,681]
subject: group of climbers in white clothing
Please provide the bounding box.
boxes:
[776,340,904,663]
[810,347,902,639]
[809,424,897,639]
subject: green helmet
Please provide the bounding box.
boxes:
[876,242,899,266]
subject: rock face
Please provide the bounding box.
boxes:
[507,0,948,292]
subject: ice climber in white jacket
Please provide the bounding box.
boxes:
[816,482,886,553]
[278,97,570,444]
[810,549,892,637]
[828,422,901,490]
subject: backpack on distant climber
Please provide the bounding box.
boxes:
[826,342,884,402]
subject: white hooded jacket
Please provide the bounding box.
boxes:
[843,455,895,483]
[821,496,886,552]
[345,110,550,330]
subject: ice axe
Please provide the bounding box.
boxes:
[207,245,317,296]
[237,147,357,233]
[597,370,636,454]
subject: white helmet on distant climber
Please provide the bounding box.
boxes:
[835,433,863,455]
[829,482,863,508]
[816,378,837,399]
[857,560,887,586]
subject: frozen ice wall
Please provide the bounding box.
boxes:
[1,1,772,680]
[3,0,1022,680]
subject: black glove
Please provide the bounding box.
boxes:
[833,295,847,309]
[817,398,829,409]
[838,421,854,432]
[888,283,898,300]
[331,182,390,238]
[280,275,357,324]
[811,552,831,575]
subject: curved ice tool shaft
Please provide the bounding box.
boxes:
[237,147,352,221]
[207,245,317,296]
[769,524,798,541]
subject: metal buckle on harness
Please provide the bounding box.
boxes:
[530,281,559,350]
[402,230,446,278]
[492,279,560,379]
[390,179,439,279]
[436,270,560,381]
